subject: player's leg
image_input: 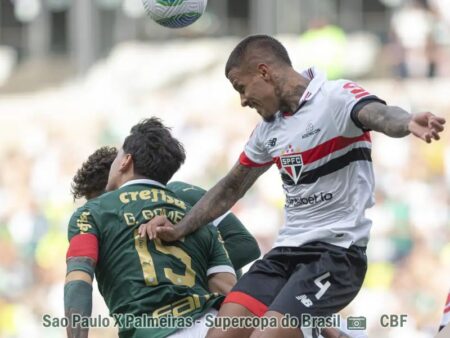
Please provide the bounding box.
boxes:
[206,303,256,338]
[249,310,304,338]
[207,247,290,338]
[268,243,367,336]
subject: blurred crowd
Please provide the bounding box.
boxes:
[0,3,449,337]
[296,0,450,80]
[388,0,450,78]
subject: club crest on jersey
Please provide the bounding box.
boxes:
[280,145,303,185]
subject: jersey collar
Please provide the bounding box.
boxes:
[281,67,326,117]
[120,178,166,189]
[298,67,326,105]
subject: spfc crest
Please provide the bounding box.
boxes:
[280,153,303,185]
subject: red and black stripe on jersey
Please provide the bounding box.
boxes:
[272,132,371,186]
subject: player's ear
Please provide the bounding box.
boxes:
[120,154,133,172]
[257,63,270,81]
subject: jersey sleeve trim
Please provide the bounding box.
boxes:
[223,291,268,317]
[350,95,387,131]
[66,233,99,262]
[212,211,231,227]
[206,265,236,276]
[239,151,273,168]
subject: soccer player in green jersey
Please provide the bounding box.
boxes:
[70,147,260,272]
[64,118,241,338]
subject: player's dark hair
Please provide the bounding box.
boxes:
[71,146,118,200]
[225,34,292,77]
[123,117,185,185]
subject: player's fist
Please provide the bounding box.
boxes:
[138,215,182,242]
[408,112,445,143]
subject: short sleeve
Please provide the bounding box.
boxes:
[68,204,100,242]
[240,125,273,167]
[67,203,100,261]
[328,80,386,136]
[206,226,235,276]
[216,214,260,270]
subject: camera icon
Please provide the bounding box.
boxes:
[347,316,367,330]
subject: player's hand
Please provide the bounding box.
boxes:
[408,112,445,143]
[138,215,183,242]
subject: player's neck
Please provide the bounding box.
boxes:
[118,174,148,188]
[279,71,310,114]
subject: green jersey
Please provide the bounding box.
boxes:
[68,180,234,338]
[167,181,261,270]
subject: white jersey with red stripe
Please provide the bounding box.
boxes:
[240,67,385,249]
[440,290,450,330]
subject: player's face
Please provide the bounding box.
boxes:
[106,148,126,191]
[228,67,279,122]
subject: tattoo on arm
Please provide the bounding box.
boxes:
[179,162,270,234]
[357,102,411,137]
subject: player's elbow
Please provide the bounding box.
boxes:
[208,272,237,295]
[231,235,261,269]
[243,235,261,264]
[65,270,93,285]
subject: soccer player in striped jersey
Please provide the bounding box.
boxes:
[143,35,446,338]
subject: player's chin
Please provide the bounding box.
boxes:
[261,111,276,123]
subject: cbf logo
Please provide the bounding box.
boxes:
[280,145,303,185]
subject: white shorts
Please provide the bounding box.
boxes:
[167,309,218,338]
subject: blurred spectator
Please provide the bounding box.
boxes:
[299,18,347,80]
[389,0,436,78]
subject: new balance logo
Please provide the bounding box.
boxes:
[266,138,277,148]
[296,294,313,307]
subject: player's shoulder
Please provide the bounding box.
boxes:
[321,78,353,95]
[188,223,218,243]
[71,190,117,217]
[319,78,366,105]
[69,197,102,223]
[167,181,204,194]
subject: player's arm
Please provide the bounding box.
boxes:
[168,181,260,270]
[142,162,270,241]
[208,272,237,295]
[64,206,100,338]
[206,226,237,295]
[355,102,445,142]
[215,214,260,271]
[65,258,96,338]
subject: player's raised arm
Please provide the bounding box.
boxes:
[141,161,270,241]
[356,102,445,142]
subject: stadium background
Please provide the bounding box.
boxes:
[0,0,449,337]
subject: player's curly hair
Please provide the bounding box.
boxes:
[225,34,292,77]
[71,146,118,200]
[123,117,185,184]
